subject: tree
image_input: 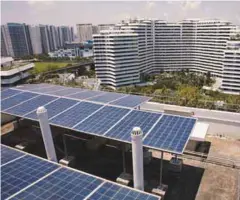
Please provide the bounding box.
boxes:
[206,71,211,86]
[177,85,200,106]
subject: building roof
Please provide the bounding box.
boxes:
[0,63,34,76]
[1,57,13,65]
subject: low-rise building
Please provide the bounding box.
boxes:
[48,48,93,58]
[1,58,34,86]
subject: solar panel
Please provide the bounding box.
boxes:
[4,95,57,116]
[67,90,106,100]
[89,182,159,200]
[1,92,38,111]
[143,115,196,153]
[16,83,52,90]
[1,89,22,100]
[73,106,131,135]
[50,102,103,128]
[1,145,25,165]
[25,98,79,120]
[110,95,151,108]
[1,155,59,199]
[11,168,103,200]
[27,85,66,93]
[44,88,86,96]
[105,110,162,142]
[88,92,127,103]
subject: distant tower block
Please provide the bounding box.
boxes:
[37,106,57,163]
[131,127,144,190]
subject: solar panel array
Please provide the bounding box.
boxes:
[5,95,57,116]
[1,86,197,154]
[1,145,160,200]
[1,91,38,110]
[105,110,162,142]
[1,155,59,199]
[1,145,25,165]
[50,102,103,128]
[1,89,22,100]
[143,115,196,153]
[73,106,130,135]
[15,83,151,108]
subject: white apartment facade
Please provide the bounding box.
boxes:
[221,40,240,93]
[77,24,93,42]
[93,19,240,92]
[29,25,42,55]
[94,30,139,87]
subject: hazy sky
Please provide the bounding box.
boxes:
[2,1,240,29]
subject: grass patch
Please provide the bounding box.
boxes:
[32,62,71,74]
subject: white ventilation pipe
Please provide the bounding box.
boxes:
[37,106,57,163]
[131,127,144,190]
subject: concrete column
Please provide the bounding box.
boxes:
[131,127,144,190]
[37,106,57,163]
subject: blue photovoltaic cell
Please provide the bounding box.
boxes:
[1,92,38,111]
[1,145,25,165]
[11,168,103,200]
[45,88,86,96]
[25,98,79,120]
[1,87,10,91]
[1,89,22,100]
[5,95,57,116]
[88,92,127,103]
[1,155,59,200]
[50,102,103,128]
[143,115,196,153]
[110,95,151,108]
[67,90,105,100]
[89,182,159,200]
[74,106,130,135]
[105,110,162,142]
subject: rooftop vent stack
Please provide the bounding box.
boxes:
[37,106,57,163]
[131,127,144,190]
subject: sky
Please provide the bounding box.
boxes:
[1,1,240,30]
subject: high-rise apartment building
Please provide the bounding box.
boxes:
[1,23,74,56]
[1,23,32,57]
[29,25,42,55]
[39,25,50,53]
[221,39,240,93]
[93,19,239,93]
[77,24,93,42]
[94,30,139,87]
[1,26,8,57]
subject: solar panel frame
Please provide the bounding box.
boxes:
[4,95,58,117]
[1,89,23,100]
[143,114,197,154]
[1,155,59,200]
